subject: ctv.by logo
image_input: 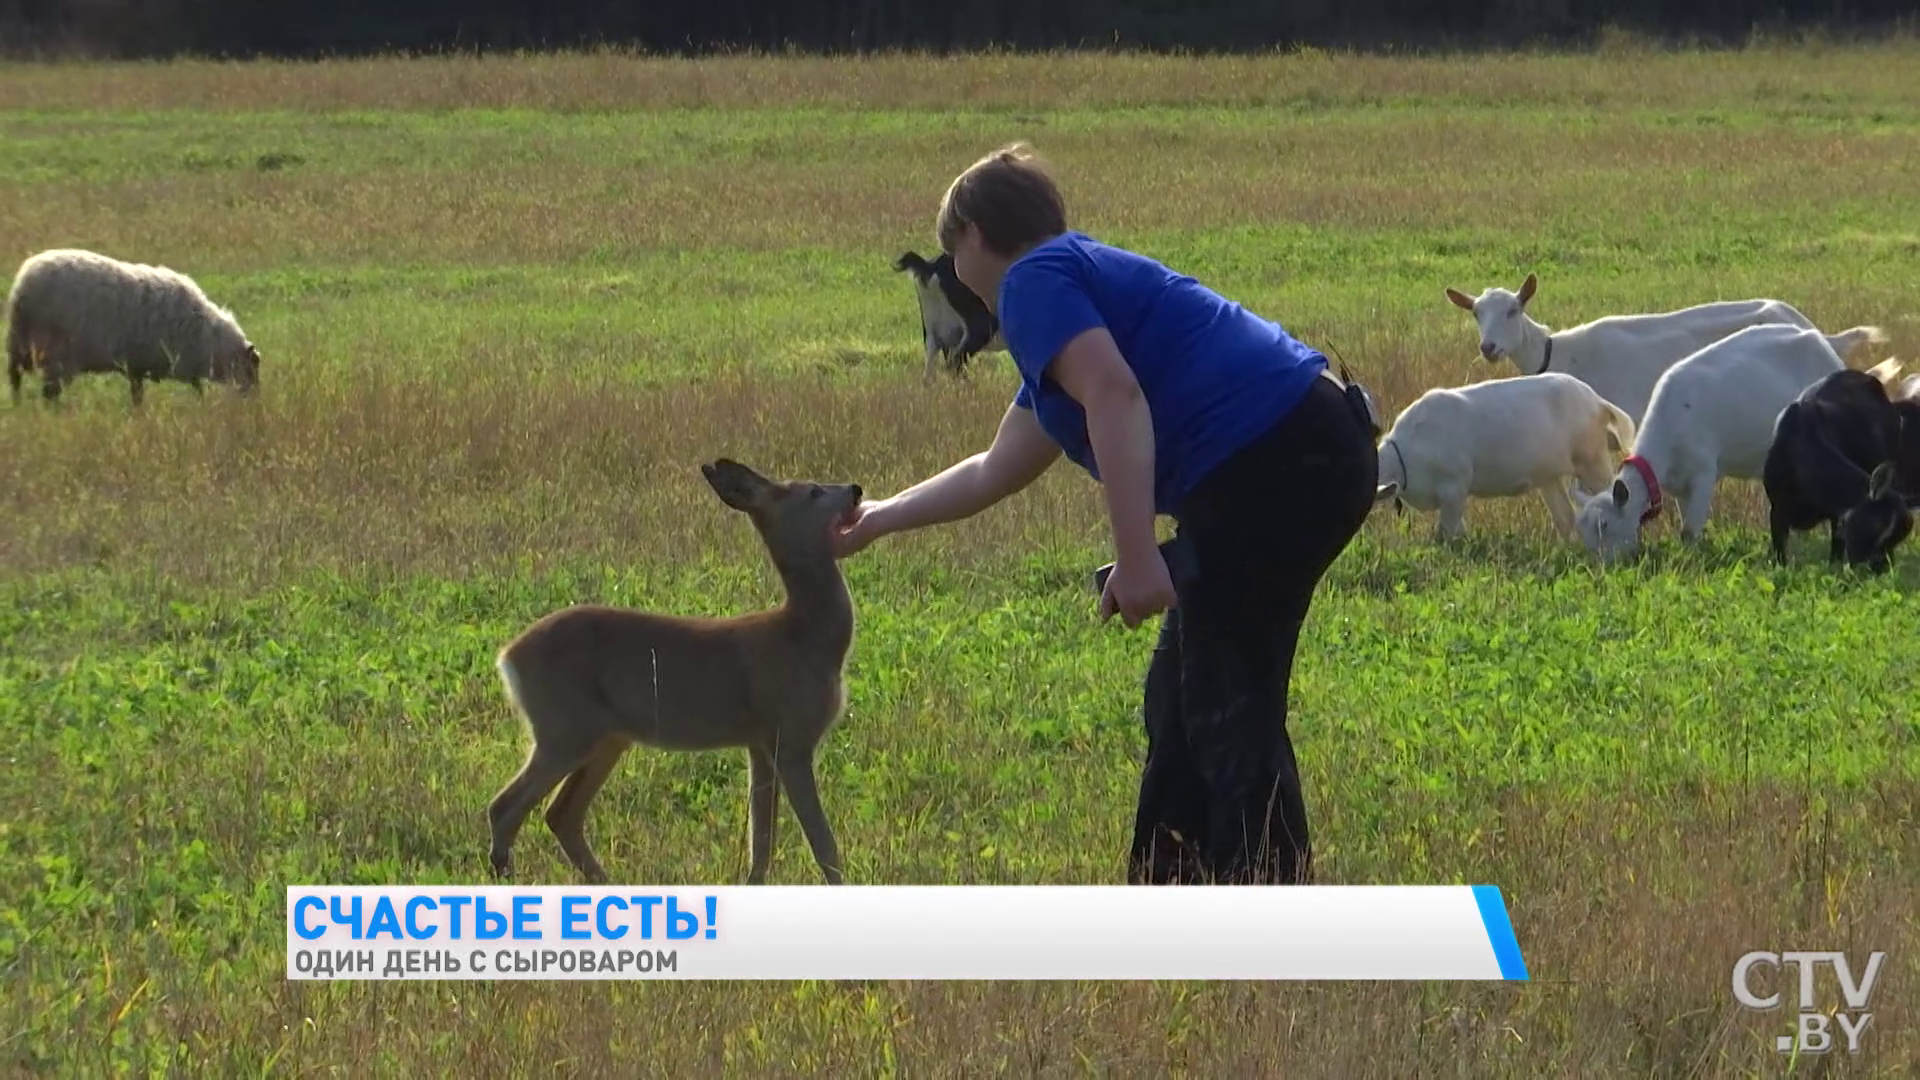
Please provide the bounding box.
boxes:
[1732,950,1887,1054]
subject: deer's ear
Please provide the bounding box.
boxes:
[702,458,771,510]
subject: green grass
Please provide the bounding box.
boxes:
[1,45,1916,1075]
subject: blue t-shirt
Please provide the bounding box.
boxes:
[1002,232,1328,516]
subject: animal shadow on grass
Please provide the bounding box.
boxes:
[1761,530,1920,596]
[1589,521,1920,597]
[1352,505,1920,599]
[1345,515,1608,599]
[795,342,889,374]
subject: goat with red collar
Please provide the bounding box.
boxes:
[1573,322,1864,560]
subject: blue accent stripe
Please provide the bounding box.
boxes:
[1471,885,1529,980]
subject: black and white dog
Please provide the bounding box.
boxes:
[893,250,1004,380]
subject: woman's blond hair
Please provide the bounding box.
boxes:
[935,142,1068,257]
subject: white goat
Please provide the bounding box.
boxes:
[1572,323,1858,560]
[1443,272,1886,424]
[1372,372,1637,541]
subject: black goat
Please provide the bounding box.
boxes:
[1762,363,1915,572]
[893,251,1003,380]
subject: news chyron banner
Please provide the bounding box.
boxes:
[287,885,1530,981]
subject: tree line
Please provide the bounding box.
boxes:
[0,0,1912,59]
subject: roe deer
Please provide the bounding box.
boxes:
[487,458,865,885]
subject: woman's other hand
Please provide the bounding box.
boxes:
[1098,549,1178,628]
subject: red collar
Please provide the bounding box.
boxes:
[1624,455,1663,522]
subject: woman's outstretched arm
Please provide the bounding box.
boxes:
[832,400,1061,555]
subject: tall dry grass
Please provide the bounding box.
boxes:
[0,369,1083,587]
[2,38,1919,112]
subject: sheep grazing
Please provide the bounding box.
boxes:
[1442,271,1885,424]
[1572,323,1858,560]
[1371,371,1637,542]
[893,250,1002,381]
[5,247,261,406]
[1762,359,1917,572]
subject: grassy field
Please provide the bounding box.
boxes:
[2,41,1918,1075]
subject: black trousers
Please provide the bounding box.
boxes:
[1126,372,1378,886]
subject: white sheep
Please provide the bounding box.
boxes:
[1572,323,1861,560]
[1443,272,1886,423]
[1372,372,1638,541]
[5,248,261,406]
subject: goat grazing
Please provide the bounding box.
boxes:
[1443,271,1884,424]
[1572,323,1859,560]
[6,247,262,406]
[488,459,865,886]
[1762,359,1915,571]
[894,250,1002,380]
[1371,372,1637,541]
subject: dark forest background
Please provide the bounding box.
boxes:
[0,0,1915,59]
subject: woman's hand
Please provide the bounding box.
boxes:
[830,499,890,559]
[828,403,1060,561]
[1098,549,1178,628]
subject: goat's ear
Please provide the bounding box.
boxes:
[1444,287,1475,312]
[1611,478,1630,508]
[1869,461,1896,499]
[1517,273,1537,306]
[702,458,772,510]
